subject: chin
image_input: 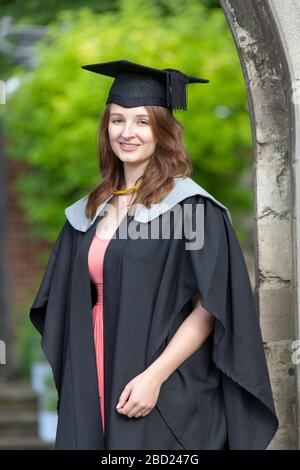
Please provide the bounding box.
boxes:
[118,154,140,162]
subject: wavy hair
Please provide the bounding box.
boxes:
[85,103,192,220]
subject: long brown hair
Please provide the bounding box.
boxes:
[85,103,192,220]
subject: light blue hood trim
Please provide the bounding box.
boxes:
[64,176,232,232]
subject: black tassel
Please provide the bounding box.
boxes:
[164,69,190,112]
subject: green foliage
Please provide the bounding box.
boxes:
[40,370,57,412]
[2,0,252,244]
[0,0,117,26]
[15,302,44,378]
[0,0,220,27]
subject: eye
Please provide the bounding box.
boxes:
[110,119,149,125]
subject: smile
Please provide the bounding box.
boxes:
[119,143,140,151]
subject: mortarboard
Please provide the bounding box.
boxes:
[81,59,209,112]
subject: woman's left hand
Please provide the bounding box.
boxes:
[116,370,162,419]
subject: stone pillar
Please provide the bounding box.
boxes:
[267,0,300,449]
[220,0,299,449]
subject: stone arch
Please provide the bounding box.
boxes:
[220,0,300,449]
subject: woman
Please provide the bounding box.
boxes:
[29,59,279,450]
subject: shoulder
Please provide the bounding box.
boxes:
[173,177,232,225]
[180,193,230,226]
[52,219,77,253]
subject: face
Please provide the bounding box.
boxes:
[108,103,157,165]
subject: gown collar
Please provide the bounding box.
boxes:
[64,176,232,232]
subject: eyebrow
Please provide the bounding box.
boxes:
[110,113,149,118]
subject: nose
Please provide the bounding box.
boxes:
[120,121,135,140]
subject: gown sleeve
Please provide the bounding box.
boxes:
[29,221,73,403]
[186,195,279,450]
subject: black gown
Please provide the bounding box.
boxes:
[29,194,279,450]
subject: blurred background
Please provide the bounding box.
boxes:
[0,0,254,449]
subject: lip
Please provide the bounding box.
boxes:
[119,143,140,152]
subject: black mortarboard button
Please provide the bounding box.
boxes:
[81,59,209,112]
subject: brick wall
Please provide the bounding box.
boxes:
[5,157,52,313]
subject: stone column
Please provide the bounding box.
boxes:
[267,0,300,449]
[220,0,299,449]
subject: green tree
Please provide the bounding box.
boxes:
[2,0,252,244]
[0,0,220,27]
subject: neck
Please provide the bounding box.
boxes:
[122,162,148,189]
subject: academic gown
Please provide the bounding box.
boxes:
[29,176,279,450]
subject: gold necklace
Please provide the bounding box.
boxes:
[112,183,141,195]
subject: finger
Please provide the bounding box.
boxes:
[116,387,131,410]
[128,405,146,418]
[135,409,148,418]
[117,398,134,416]
[120,391,142,415]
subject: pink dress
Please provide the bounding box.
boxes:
[88,233,110,435]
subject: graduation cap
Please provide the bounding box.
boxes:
[81,59,209,112]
